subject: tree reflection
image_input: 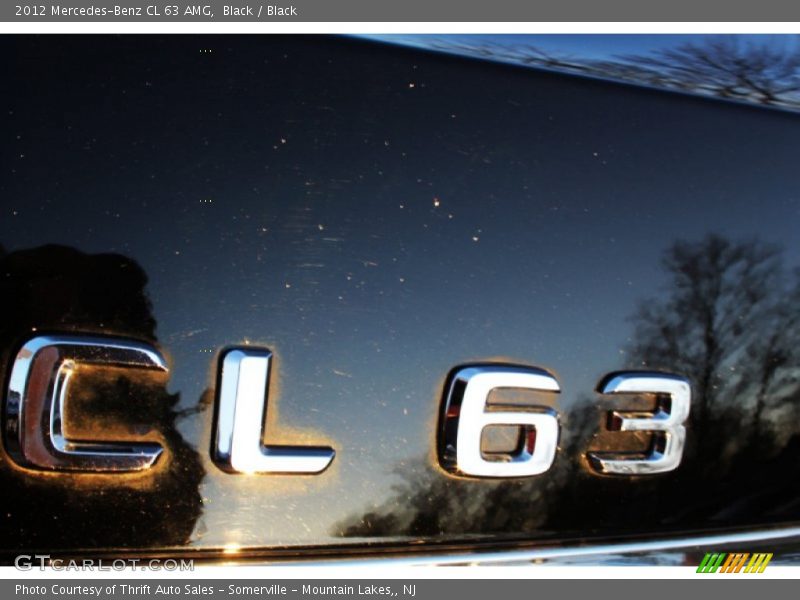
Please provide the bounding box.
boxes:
[335,234,800,539]
[335,460,553,538]
[628,234,800,458]
[0,245,205,552]
[426,36,800,110]
[613,37,800,106]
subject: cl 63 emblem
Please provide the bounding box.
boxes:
[3,335,691,478]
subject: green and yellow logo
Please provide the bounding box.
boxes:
[696,552,773,573]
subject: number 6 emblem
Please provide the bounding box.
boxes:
[438,365,560,478]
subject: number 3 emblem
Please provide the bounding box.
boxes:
[588,372,691,475]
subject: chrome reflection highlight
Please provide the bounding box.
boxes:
[439,365,560,478]
[588,372,691,475]
[212,348,335,474]
[279,525,800,566]
[4,335,166,472]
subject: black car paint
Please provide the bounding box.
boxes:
[1,35,799,557]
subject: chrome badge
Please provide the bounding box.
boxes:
[4,335,165,472]
[587,372,691,475]
[212,347,335,474]
[439,365,561,478]
[439,365,691,478]
[3,334,690,479]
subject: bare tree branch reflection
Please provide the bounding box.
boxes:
[614,37,800,106]
[335,234,800,540]
[628,234,800,453]
[424,36,800,110]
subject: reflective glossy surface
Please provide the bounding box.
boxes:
[439,365,560,477]
[364,35,800,113]
[213,348,335,474]
[588,372,691,475]
[1,35,799,557]
[5,335,166,471]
